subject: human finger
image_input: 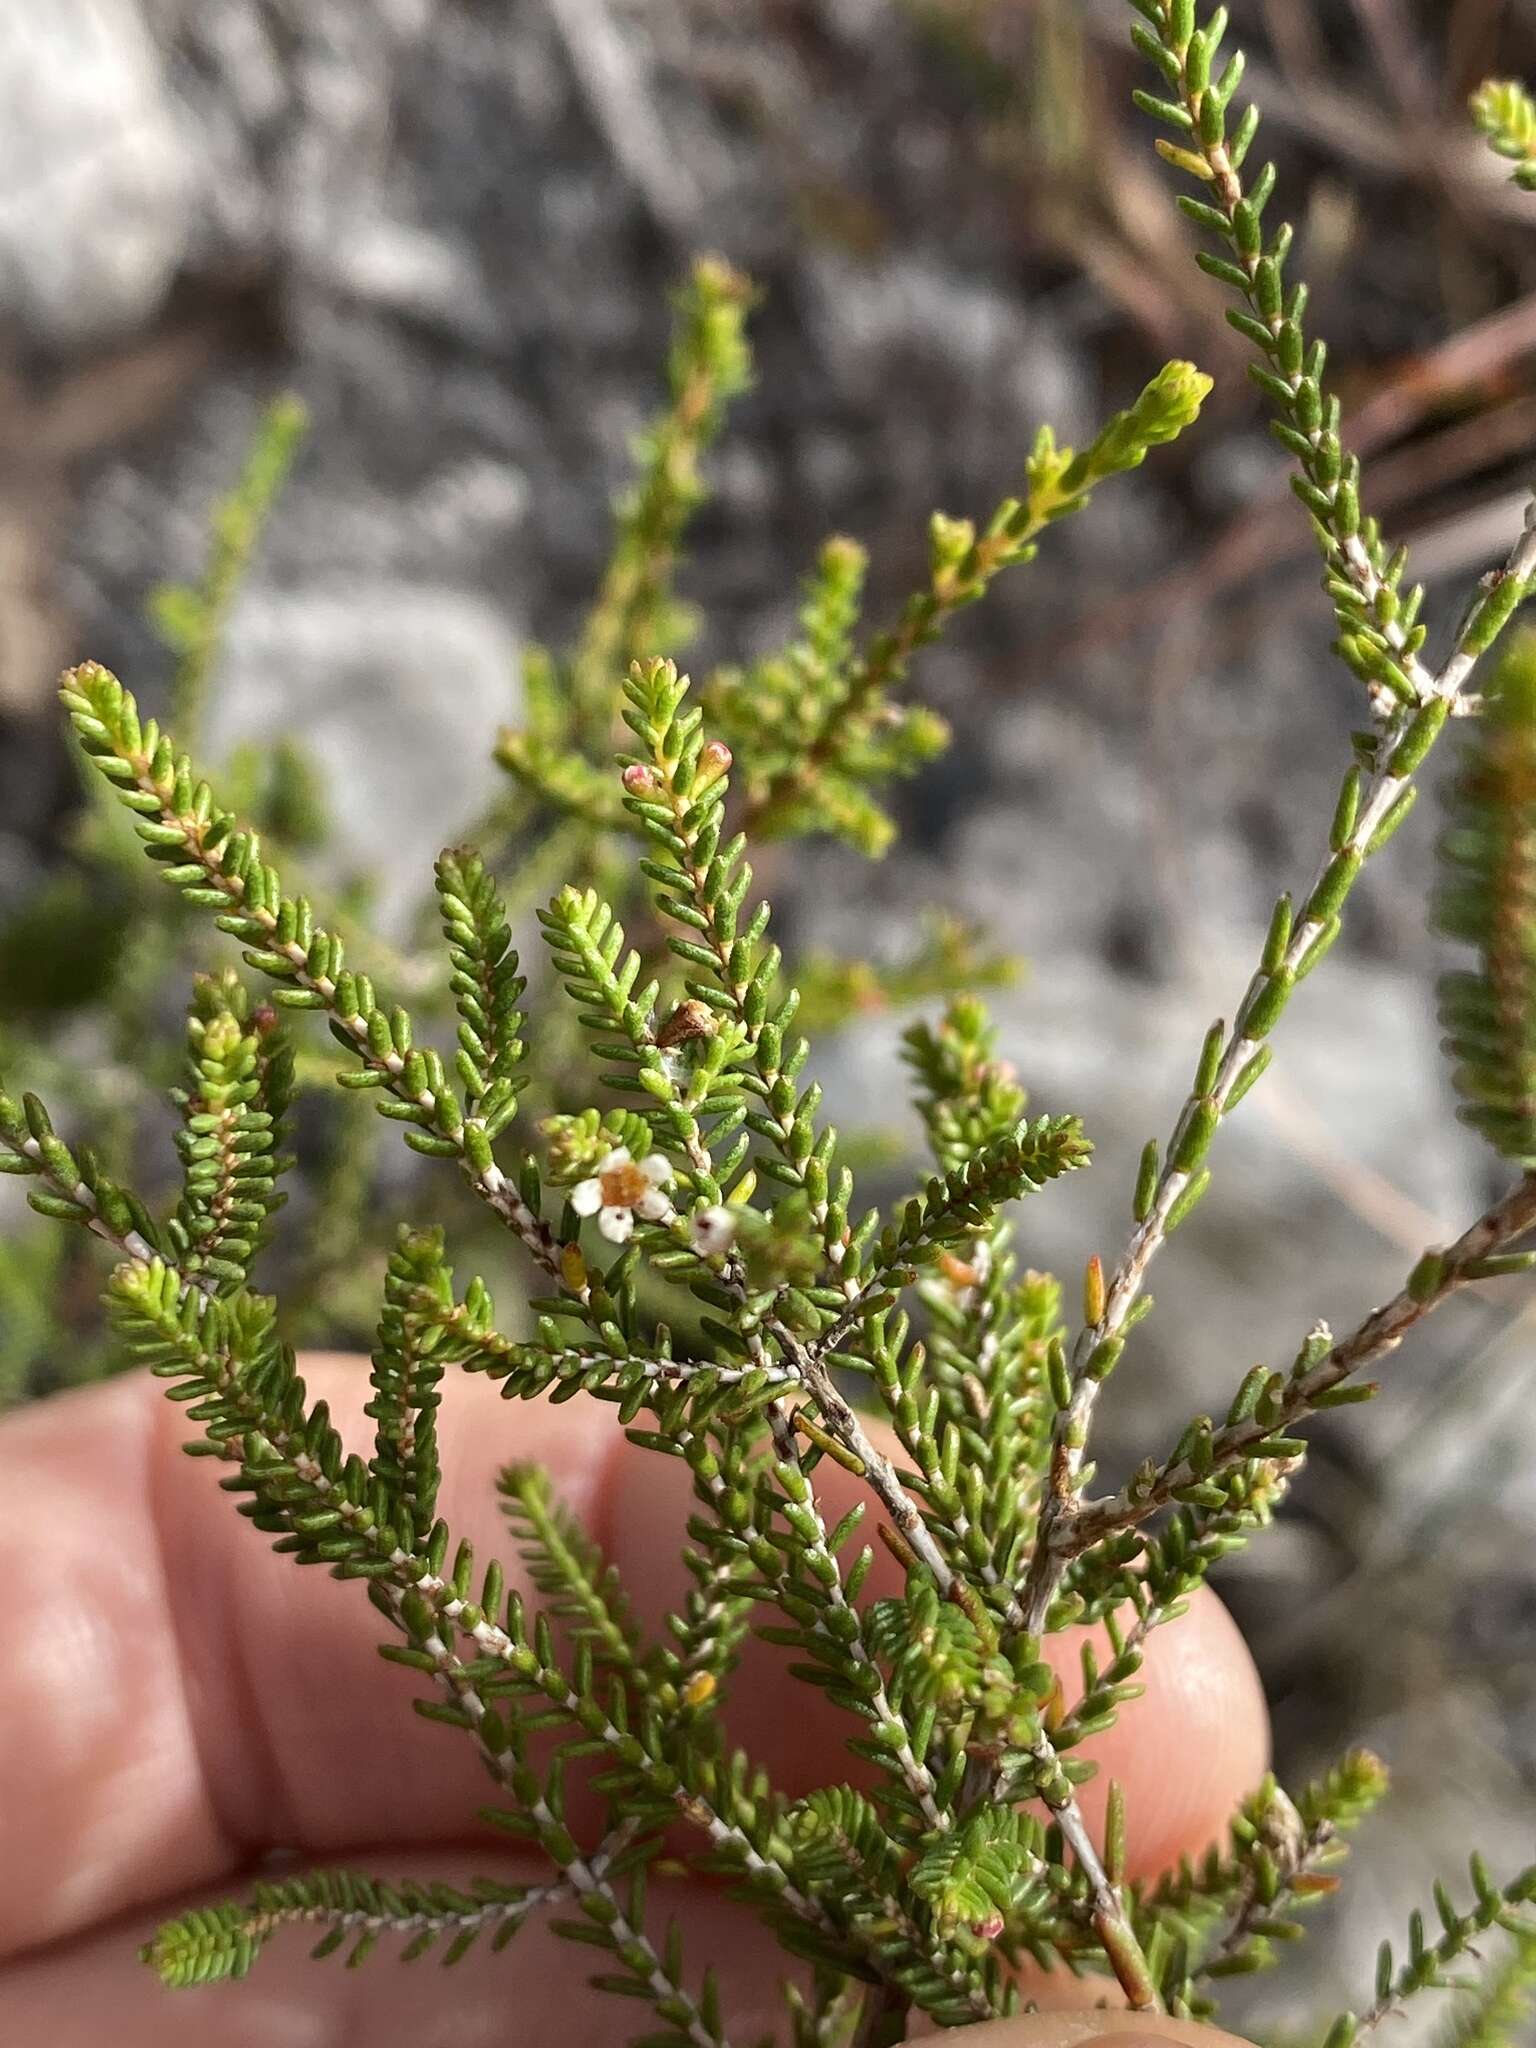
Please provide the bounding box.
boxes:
[0,1356,1267,1958]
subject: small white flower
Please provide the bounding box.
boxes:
[689,1203,737,1257]
[570,1147,673,1243]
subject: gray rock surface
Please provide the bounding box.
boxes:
[0,3,195,345]
[207,581,519,928]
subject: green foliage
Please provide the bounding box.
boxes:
[496,256,754,812]
[710,360,1212,855]
[143,1868,549,1985]
[366,1230,454,1542]
[1436,1930,1536,2048]
[150,393,309,746]
[9,35,1536,2048]
[0,395,398,1398]
[500,1460,643,1674]
[794,917,1017,1037]
[906,1806,1052,1942]
[1134,1751,1391,2014]
[1436,630,1536,1163]
[1342,1859,1536,2043]
[435,848,529,1121]
[1123,4,1536,719]
[578,257,754,701]
[1472,79,1536,191]
[166,971,293,1291]
[0,1074,162,1254]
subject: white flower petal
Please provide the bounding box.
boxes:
[597,1147,631,1172]
[598,1205,635,1243]
[570,1179,604,1217]
[638,1153,673,1187]
[690,1205,737,1255]
[635,1189,673,1221]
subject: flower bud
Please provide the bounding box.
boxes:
[689,1204,738,1257]
[657,999,714,1050]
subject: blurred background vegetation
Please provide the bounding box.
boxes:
[3,3,1536,2033]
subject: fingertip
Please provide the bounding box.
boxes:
[0,1857,801,2048]
[1058,1585,1269,1876]
[0,1353,1269,1965]
[613,1431,1261,1939]
[925,2018,1254,2048]
[300,1350,628,1565]
[607,1413,908,1793]
[607,1415,1269,1859]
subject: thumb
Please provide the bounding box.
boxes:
[943,2019,1254,2047]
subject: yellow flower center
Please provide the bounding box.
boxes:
[599,1161,651,1208]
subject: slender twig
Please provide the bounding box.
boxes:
[1195,1812,1331,1983]
[1064,1172,1536,1556]
[770,1432,952,1839]
[1050,1788,1159,2011]
[422,1301,801,1396]
[233,1871,570,1955]
[7,1133,161,1268]
[1023,503,1536,1636]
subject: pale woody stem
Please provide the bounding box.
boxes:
[131,1293,708,2018]
[786,1350,1159,2008]
[1196,1816,1328,1984]
[1051,1791,1158,2012]
[155,1280,810,1983]
[354,1490,833,1950]
[1050,1470,1297,1753]
[1183,90,1422,691]
[772,1421,952,1840]
[432,1305,800,1396]
[765,1453,995,2019]
[401,1519,884,1985]
[1024,752,1410,1627]
[246,1877,569,1949]
[450,1567,834,1954]
[1031,0,1536,1628]
[653,744,978,1842]
[794,1352,977,1608]
[423,1622,727,2048]
[656,735,1077,1918]
[13,1135,162,1270]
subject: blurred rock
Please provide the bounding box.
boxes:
[0,2,195,347]
[207,580,519,931]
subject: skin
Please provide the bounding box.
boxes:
[0,1355,1268,2045]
